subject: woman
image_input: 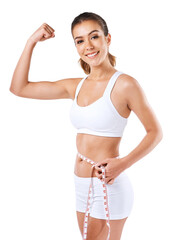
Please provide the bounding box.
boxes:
[10,12,163,240]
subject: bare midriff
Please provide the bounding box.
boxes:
[74,133,121,178]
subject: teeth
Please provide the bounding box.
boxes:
[87,51,98,57]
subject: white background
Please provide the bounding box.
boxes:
[0,0,175,239]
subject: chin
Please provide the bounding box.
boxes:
[90,59,106,68]
[83,58,104,67]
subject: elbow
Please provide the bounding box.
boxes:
[9,84,21,96]
[9,83,15,93]
[9,86,15,94]
[156,128,163,144]
[156,123,163,143]
[9,86,16,95]
[9,87,20,96]
[148,126,163,145]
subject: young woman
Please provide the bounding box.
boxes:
[10,12,163,240]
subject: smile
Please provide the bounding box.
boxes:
[86,51,99,59]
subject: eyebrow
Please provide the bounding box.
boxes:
[74,30,100,41]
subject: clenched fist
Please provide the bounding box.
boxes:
[28,23,55,44]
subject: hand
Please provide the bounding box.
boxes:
[28,23,55,44]
[94,157,127,184]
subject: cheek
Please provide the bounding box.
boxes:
[100,44,109,57]
[97,39,108,51]
[76,45,84,55]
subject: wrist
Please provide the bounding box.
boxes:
[120,156,132,171]
[26,38,37,48]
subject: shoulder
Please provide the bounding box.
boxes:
[119,73,149,111]
[118,73,140,89]
[118,73,145,96]
[116,72,148,108]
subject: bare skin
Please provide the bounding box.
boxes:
[77,212,128,240]
[9,21,163,240]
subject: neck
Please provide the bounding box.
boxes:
[88,58,117,81]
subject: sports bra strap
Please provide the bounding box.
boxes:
[75,75,88,99]
[74,71,123,100]
[103,71,123,97]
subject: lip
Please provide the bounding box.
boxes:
[86,51,98,56]
[85,51,100,58]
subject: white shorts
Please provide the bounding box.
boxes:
[74,171,134,220]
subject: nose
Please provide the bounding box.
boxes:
[86,40,94,50]
[86,45,93,50]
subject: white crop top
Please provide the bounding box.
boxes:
[69,71,128,137]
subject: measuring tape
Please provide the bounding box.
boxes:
[77,152,120,240]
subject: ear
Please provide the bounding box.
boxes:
[106,33,111,46]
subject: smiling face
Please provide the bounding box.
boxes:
[72,20,111,68]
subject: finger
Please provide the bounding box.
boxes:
[94,165,103,171]
[107,179,115,185]
[46,25,55,35]
[95,171,102,179]
[44,23,55,32]
[99,175,103,180]
[95,171,103,180]
[48,29,55,38]
[48,26,55,34]
[47,32,55,39]
[95,159,109,168]
[42,28,55,40]
[105,178,110,184]
[44,26,53,35]
[41,23,55,38]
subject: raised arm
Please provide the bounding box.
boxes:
[9,23,81,100]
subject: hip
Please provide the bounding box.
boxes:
[74,171,134,220]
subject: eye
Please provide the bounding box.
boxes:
[76,40,83,45]
[91,35,99,40]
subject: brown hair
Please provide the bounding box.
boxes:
[71,12,116,74]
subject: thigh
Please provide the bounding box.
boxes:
[76,211,128,240]
[76,211,107,239]
[90,171,134,220]
[108,217,128,240]
[76,211,85,235]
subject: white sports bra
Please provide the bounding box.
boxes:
[69,71,128,137]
